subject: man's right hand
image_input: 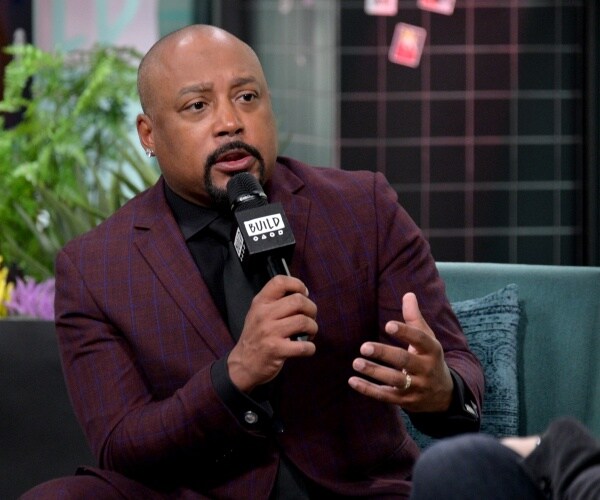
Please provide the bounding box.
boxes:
[227,274,318,392]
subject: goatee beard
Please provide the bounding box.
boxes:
[204,141,266,213]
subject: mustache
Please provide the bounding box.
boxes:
[205,140,264,167]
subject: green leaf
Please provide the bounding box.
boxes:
[0,43,159,279]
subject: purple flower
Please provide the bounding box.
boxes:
[5,277,55,320]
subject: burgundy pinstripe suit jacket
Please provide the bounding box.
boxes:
[54,157,484,498]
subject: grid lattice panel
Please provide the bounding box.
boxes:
[339,0,585,264]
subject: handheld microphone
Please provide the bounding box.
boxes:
[227,172,307,341]
[226,172,296,279]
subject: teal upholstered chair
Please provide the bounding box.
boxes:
[436,262,600,439]
[3,262,600,495]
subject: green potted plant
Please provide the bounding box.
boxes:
[0,42,158,283]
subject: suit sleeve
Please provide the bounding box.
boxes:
[521,417,600,500]
[54,246,274,483]
[372,172,484,436]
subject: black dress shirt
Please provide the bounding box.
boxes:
[164,184,276,425]
[164,184,313,498]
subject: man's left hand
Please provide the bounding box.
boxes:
[348,292,454,413]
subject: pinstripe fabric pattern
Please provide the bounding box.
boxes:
[54,157,483,498]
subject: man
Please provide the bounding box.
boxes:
[410,417,600,499]
[24,25,483,498]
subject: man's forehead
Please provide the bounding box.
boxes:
[138,25,267,111]
[153,34,255,72]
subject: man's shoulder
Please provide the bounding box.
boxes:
[275,156,380,194]
[277,156,375,179]
[61,180,162,253]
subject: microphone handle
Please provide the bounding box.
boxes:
[265,255,308,342]
[266,255,291,279]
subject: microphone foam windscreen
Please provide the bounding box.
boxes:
[227,172,267,212]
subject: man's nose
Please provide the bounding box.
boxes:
[213,100,244,137]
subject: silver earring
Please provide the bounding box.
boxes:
[145,149,155,158]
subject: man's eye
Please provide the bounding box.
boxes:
[190,101,205,110]
[240,93,256,102]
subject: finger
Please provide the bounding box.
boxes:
[347,376,409,406]
[384,320,435,357]
[401,292,422,323]
[359,342,411,372]
[384,293,437,353]
[260,274,309,301]
[283,292,318,319]
[281,327,318,353]
[401,292,435,339]
[252,275,314,317]
[274,312,319,342]
[352,356,414,390]
[251,282,318,341]
[258,290,317,324]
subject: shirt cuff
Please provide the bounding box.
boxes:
[210,356,277,435]
[406,368,480,438]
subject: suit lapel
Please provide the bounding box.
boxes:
[132,179,233,357]
[266,162,311,278]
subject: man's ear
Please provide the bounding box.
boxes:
[136,113,154,151]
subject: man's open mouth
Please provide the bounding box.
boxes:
[216,150,251,163]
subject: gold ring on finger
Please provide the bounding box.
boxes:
[402,368,412,391]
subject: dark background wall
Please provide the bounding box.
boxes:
[338,1,596,266]
[220,0,599,266]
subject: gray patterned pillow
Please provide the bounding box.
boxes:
[405,284,520,447]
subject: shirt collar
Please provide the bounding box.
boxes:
[164,183,220,240]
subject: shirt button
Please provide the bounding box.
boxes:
[272,418,285,433]
[244,411,259,425]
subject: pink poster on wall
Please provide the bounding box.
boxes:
[388,22,427,68]
[33,0,158,53]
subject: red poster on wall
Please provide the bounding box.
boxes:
[388,22,427,68]
[417,0,456,16]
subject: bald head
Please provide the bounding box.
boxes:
[135,23,278,207]
[137,25,264,115]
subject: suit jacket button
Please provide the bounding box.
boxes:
[244,411,259,425]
